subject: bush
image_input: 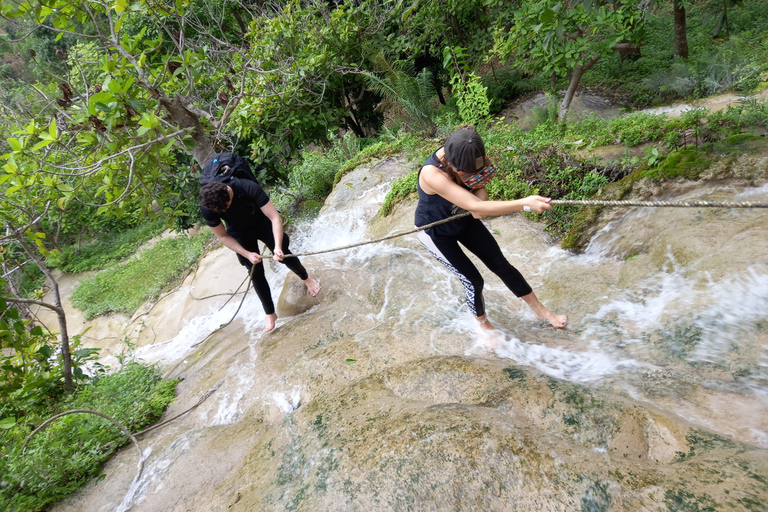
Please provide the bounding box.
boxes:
[0,362,176,512]
[48,218,167,274]
[71,230,212,319]
[481,66,536,114]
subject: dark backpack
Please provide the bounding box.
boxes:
[200,152,259,186]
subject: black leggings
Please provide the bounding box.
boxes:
[417,218,532,317]
[231,230,308,315]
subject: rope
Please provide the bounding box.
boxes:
[550,199,768,208]
[190,264,256,347]
[281,211,473,259]
[190,196,767,344]
[276,198,766,260]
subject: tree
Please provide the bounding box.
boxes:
[0,0,400,389]
[493,0,647,120]
[672,0,689,58]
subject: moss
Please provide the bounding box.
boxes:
[379,169,419,216]
[655,324,704,360]
[664,488,718,512]
[716,133,764,151]
[560,142,733,251]
[639,369,697,398]
[502,367,527,383]
[639,148,714,181]
[674,429,741,462]
[332,142,403,185]
[581,480,612,512]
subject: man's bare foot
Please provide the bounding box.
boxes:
[264,313,278,333]
[476,314,495,331]
[521,292,568,329]
[303,276,320,297]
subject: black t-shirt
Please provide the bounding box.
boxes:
[200,179,272,234]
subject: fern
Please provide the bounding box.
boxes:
[363,55,438,136]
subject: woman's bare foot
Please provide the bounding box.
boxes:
[303,276,320,297]
[476,314,495,331]
[534,309,568,329]
[521,292,568,329]
[264,313,278,333]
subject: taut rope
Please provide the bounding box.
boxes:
[550,199,768,208]
[194,196,767,345]
[280,198,767,259]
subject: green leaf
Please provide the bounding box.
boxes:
[0,417,17,429]
[7,138,22,152]
[345,358,356,364]
[30,138,54,152]
[107,79,121,94]
[38,345,53,358]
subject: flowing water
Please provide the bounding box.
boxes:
[43,154,768,511]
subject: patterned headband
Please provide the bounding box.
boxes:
[456,156,496,190]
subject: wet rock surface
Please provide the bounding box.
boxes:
[41,154,768,511]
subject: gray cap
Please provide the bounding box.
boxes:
[444,128,486,173]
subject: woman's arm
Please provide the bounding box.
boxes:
[471,186,489,219]
[260,200,285,261]
[421,165,553,216]
[209,223,262,264]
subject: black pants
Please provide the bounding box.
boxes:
[417,218,532,317]
[231,230,308,315]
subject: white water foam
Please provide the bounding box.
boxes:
[271,386,303,414]
[483,330,635,383]
[688,266,768,365]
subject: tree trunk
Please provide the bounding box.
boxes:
[673,1,689,59]
[558,54,602,121]
[157,95,215,166]
[15,234,74,393]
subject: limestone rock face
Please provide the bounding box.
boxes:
[276,272,320,317]
[46,149,768,512]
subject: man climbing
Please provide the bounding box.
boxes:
[199,171,319,333]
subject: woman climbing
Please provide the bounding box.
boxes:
[415,127,567,330]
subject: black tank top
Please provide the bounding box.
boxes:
[414,150,472,237]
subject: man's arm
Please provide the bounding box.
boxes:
[209,223,262,264]
[260,200,285,261]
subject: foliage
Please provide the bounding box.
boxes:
[444,46,491,126]
[394,0,513,69]
[363,55,439,136]
[0,292,67,419]
[493,0,645,116]
[233,0,391,168]
[528,93,560,130]
[380,169,419,216]
[481,66,538,114]
[274,132,421,222]
[71,230,212,319]
[47,219,166,274]
[586,0,768,106]
[0,362,176,512]
[0,326,104,427]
